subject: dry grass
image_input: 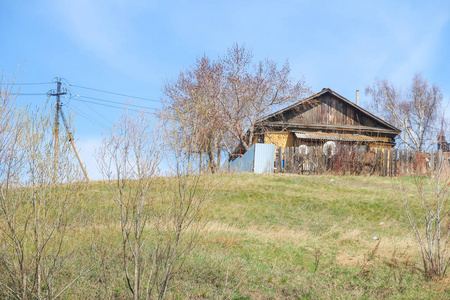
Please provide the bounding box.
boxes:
[3,173,450,299]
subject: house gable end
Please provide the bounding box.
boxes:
[259,89,400,133]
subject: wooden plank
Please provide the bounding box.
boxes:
[430,149,434,174]
[293,146,298,174]
[399,149,403,175]
[394,149,398,176]
[314,146,320,174]
[393,149,398,176]
[292,146,296,173]
[307,146,312,174]
[287,147,292,173]
[380,149,384,175]
[403,150,407,174]
[276,147,282,172]
[389,149,393,177]
[402,149,406,174]
[407,150,411,174]
[285,147,290,172]
[374,149,379,175]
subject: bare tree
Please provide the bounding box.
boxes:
[97,110,160,300]
[0,76,86,299]
[155,137,214,299]
[366,73,443,151]
[218,44,310,152]
[163,56,225,173]
[97,109,212,299]
[402,154,450,279]
[163,44,310,169]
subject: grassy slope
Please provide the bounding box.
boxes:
[71,174,450,298]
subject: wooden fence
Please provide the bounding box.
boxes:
[275,146,449,177]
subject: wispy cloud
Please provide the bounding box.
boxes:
[47,0,159,82]
[375,4,450,84]
[391,16,449,84]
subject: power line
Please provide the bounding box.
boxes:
[76,100,113,126]
[19,82,54,85]
[72,98,156,114]
[71,106,108,129]
[76,95,157,110]
[68,83,161,103]
[15,93,49,96]
[0,82,53,86]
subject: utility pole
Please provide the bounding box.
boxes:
[53,80,64,182]
[51,78,90,182]
[59,107,91,182]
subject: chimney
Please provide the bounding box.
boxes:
[356,90,359,106]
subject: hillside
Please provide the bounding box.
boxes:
[3,173,450,299]
[184,173,450,299]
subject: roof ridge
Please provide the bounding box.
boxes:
[256,88,400,133]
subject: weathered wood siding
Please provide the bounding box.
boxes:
[278,94,390,130]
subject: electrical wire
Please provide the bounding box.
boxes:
[0,82,53,86]
[10,81,161,115]
[76,95,157,110]
[68,83,161,103]
[15,93,49,96]
[70,105,108,129]
[77,100,114,126]
[72,98,155,114]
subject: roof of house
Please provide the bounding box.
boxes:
[256,88,401,134]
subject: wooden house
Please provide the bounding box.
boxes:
[251,88,400,152]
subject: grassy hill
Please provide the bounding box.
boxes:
[179,173,449,299]
[4,173,450,299]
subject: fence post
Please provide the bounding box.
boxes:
[401,149,405,175]
[407,150,411,174]
[293,146,298,174]
[285,147,290,173]
[378,149,382,176]
[393,149,398,176]
[275,147,281,172]
[430,149,434,174]
[373,148,379,175]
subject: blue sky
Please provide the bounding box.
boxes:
[1,0,449,179]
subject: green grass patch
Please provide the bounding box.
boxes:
[2,173,450,298]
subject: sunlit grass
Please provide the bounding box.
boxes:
[4,173,450,298]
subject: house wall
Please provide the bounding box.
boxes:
[369,142,394,149]
[283,94,389,130]
[263,132,295,149]
[256,131,394,149]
